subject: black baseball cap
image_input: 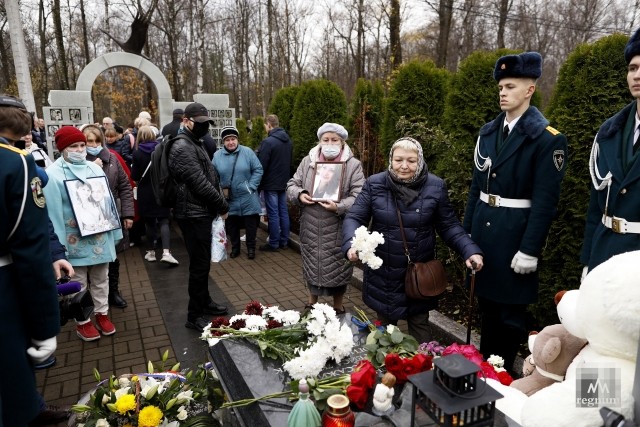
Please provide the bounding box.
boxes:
[184,103,213,124]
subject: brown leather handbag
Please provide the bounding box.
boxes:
[396,206,448,299]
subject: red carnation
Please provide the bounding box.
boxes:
[244,301,263,316]
[351,360,376,389]
[346,384,369,409]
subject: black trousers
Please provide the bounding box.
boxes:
[176,216,216,321]
[226,214,259,252]
[478,297,528,373]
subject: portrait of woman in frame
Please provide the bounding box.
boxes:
[65,176,121,236]
[311,162,344,202]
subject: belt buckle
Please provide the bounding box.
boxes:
[612,217,624,234]
[488,195,497,207]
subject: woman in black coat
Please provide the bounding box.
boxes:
[342,137,484,343]
[131,126,179,265]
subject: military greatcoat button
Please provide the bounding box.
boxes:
[491,173,497,178]
[621,188,627,194]
[486,222,491,227]
[416,209,420,212]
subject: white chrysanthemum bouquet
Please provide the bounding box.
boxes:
[201,301,354,380]
[350,225,384,269]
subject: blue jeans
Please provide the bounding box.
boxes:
[263,190,290,248]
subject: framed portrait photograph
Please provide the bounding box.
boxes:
[311,162,344,202]
[64,176,121,237]
[210,110,218,118]
[225,110,232,118]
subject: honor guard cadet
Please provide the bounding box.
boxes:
[462,52,568,374]
[0,96,60,426]
[582,28,640,273]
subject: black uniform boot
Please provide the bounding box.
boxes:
[108,258,128,308]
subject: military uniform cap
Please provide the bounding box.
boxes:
[494,52,543,81]
[624,27,640,64]
[0,96,27,110]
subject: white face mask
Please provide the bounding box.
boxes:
[66,150,87,164]
[321,145,341,159]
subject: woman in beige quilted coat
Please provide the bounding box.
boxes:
[286,123,365,314]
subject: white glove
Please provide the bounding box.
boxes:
[27,337,57,364]
[510,251,538,274]
[581,266,588,282]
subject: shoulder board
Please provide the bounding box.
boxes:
[545,126,560,136]
[0,143,27,155]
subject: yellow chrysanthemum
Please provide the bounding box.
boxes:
[114,394,136,415]
[138,405,164,427]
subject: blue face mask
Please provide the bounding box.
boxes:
[86,146,103,156]
[66,150,87,164]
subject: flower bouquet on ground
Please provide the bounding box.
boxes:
[440,342,513,385]
[70,351,223,427]
[200,301,354,379]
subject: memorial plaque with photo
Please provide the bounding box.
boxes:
[69,108,81,122]
[210,110,218,118]
[50,108,63,121]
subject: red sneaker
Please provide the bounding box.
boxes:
[95,314,116,335]
[76,322,100,341]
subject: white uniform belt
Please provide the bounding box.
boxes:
[0,254,13,267]
[602,215,640,234]
[480,191,532,208]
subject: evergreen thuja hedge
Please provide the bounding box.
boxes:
[347,78,386,177]
[534,33,630,326]
[269,85,300,134]
[248,116,266,151]
[236,117,249,147]
[289,79,348,166]
[381,60,451,157]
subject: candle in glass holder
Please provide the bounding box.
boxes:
[321,394,355,427]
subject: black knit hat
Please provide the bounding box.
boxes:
[220,126,239,141]
[494,52,543,81]
[625,27,640,64]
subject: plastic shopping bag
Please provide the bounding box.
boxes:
[211,216,228,262]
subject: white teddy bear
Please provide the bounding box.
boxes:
[489,250,640,426]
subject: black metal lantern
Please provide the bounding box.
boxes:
[408,353,503,427]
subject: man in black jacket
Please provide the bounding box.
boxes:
[168,102,230,332]
[257,114,293,251]
[160,108,184,139]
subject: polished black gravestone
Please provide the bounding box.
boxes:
[208,315,370,427]
[208,314,520,427]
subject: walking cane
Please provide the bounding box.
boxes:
[466,261,477,345]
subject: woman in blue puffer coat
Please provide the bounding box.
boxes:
[342,137,484,343]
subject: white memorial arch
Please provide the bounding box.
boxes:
[44,52,234,155]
